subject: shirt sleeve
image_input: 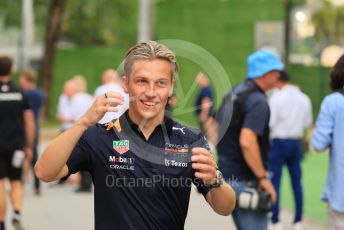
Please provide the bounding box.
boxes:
[312,97,334,151]
[22,91,31,111]
[191,132,211,198]
[268,94,280,129]
[305,96,313,128]
[66,132,93,175]
[243,94,269,136]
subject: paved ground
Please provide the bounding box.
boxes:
[3,128,328,230]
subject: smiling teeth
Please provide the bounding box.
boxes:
[144,102,155,106]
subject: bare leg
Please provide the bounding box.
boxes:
[10,180,24,212]
[0,179,6,222]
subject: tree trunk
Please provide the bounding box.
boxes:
[40,0,67,121]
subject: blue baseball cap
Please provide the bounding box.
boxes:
[246,50,284,79]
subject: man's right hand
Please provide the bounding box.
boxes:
[258,178,277,204]
[79,91,124,127]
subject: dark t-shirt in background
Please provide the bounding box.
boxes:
[195,85,213,116]
[23,88,45,144]
[0,81,31,152]
[217,80,270,181]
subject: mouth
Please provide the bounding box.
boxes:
[140,100,159,109]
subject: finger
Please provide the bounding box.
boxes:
[106,91,124,100]
[106,106,119,112]
[192,163,216,173]
[96,105,118,114]
[192,147,213,156]
[191,154,216,167]
[105,97,124,106]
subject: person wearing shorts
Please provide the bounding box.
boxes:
[0,56,35,230]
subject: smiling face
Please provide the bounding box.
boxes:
[123,58,174,124]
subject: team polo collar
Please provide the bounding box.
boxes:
[120,111,174,140]
[246,79,265,94]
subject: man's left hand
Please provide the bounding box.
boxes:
[191,147,217,185]
[24,146,33,162]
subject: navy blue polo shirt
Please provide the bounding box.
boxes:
[217,80,270,181]
[23,88,44,145]
[195,85,213,116]
[66,112,211,230]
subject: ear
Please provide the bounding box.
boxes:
[122,76,129,94]
[169,78,175,97]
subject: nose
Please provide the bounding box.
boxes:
[145,82,156,98]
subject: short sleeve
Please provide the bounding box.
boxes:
[204,87,213,99]
[22,92,31,111]
[268,93,280,129]
[66,133,93,175]
[243,94,269,136]
[312,97,334,151]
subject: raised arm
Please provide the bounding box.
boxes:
[35,91,123,182]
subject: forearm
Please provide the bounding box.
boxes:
[35,119,89,181]
[241,144,266,178]
[24,111,35,148]
[207,183,236,216]
[199,108,210,122]
[240,129,266,178]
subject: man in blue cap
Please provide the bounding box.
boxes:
[216,50,284,230]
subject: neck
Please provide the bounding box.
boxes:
[278,82,290,89]
[128,110,164,140]
[252,78,267,91]
[0,76,11,83]
[23,84,35,90]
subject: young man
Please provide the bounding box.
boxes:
[19,69,45,195]
[35,41,236,230]
[268,71,312,230]
[0,57,35,230]
[216,50,284,230]
[194,72,213,132]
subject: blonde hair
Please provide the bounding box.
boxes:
[124,41,179,78]
[20,69,37,83]
[72,75,87,93]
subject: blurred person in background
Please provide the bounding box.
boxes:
[56,77,93,187]
[71,75,93,192]
[194,72,213,133]
[19,69,45,196]
[268,71,312,230]
[216,50,283,230]
[94,69,129,124]
[312,54,344,230]
[56,80,79,132]
[0,56,35,230]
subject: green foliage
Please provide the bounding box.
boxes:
[0,0,21,27]
[62,0,138,46]
[311,5,344,45]
[155,0,285,124]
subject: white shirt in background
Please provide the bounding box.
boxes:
[269,85,312,139]
[57,93,93,131]
[94,83,129,124]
